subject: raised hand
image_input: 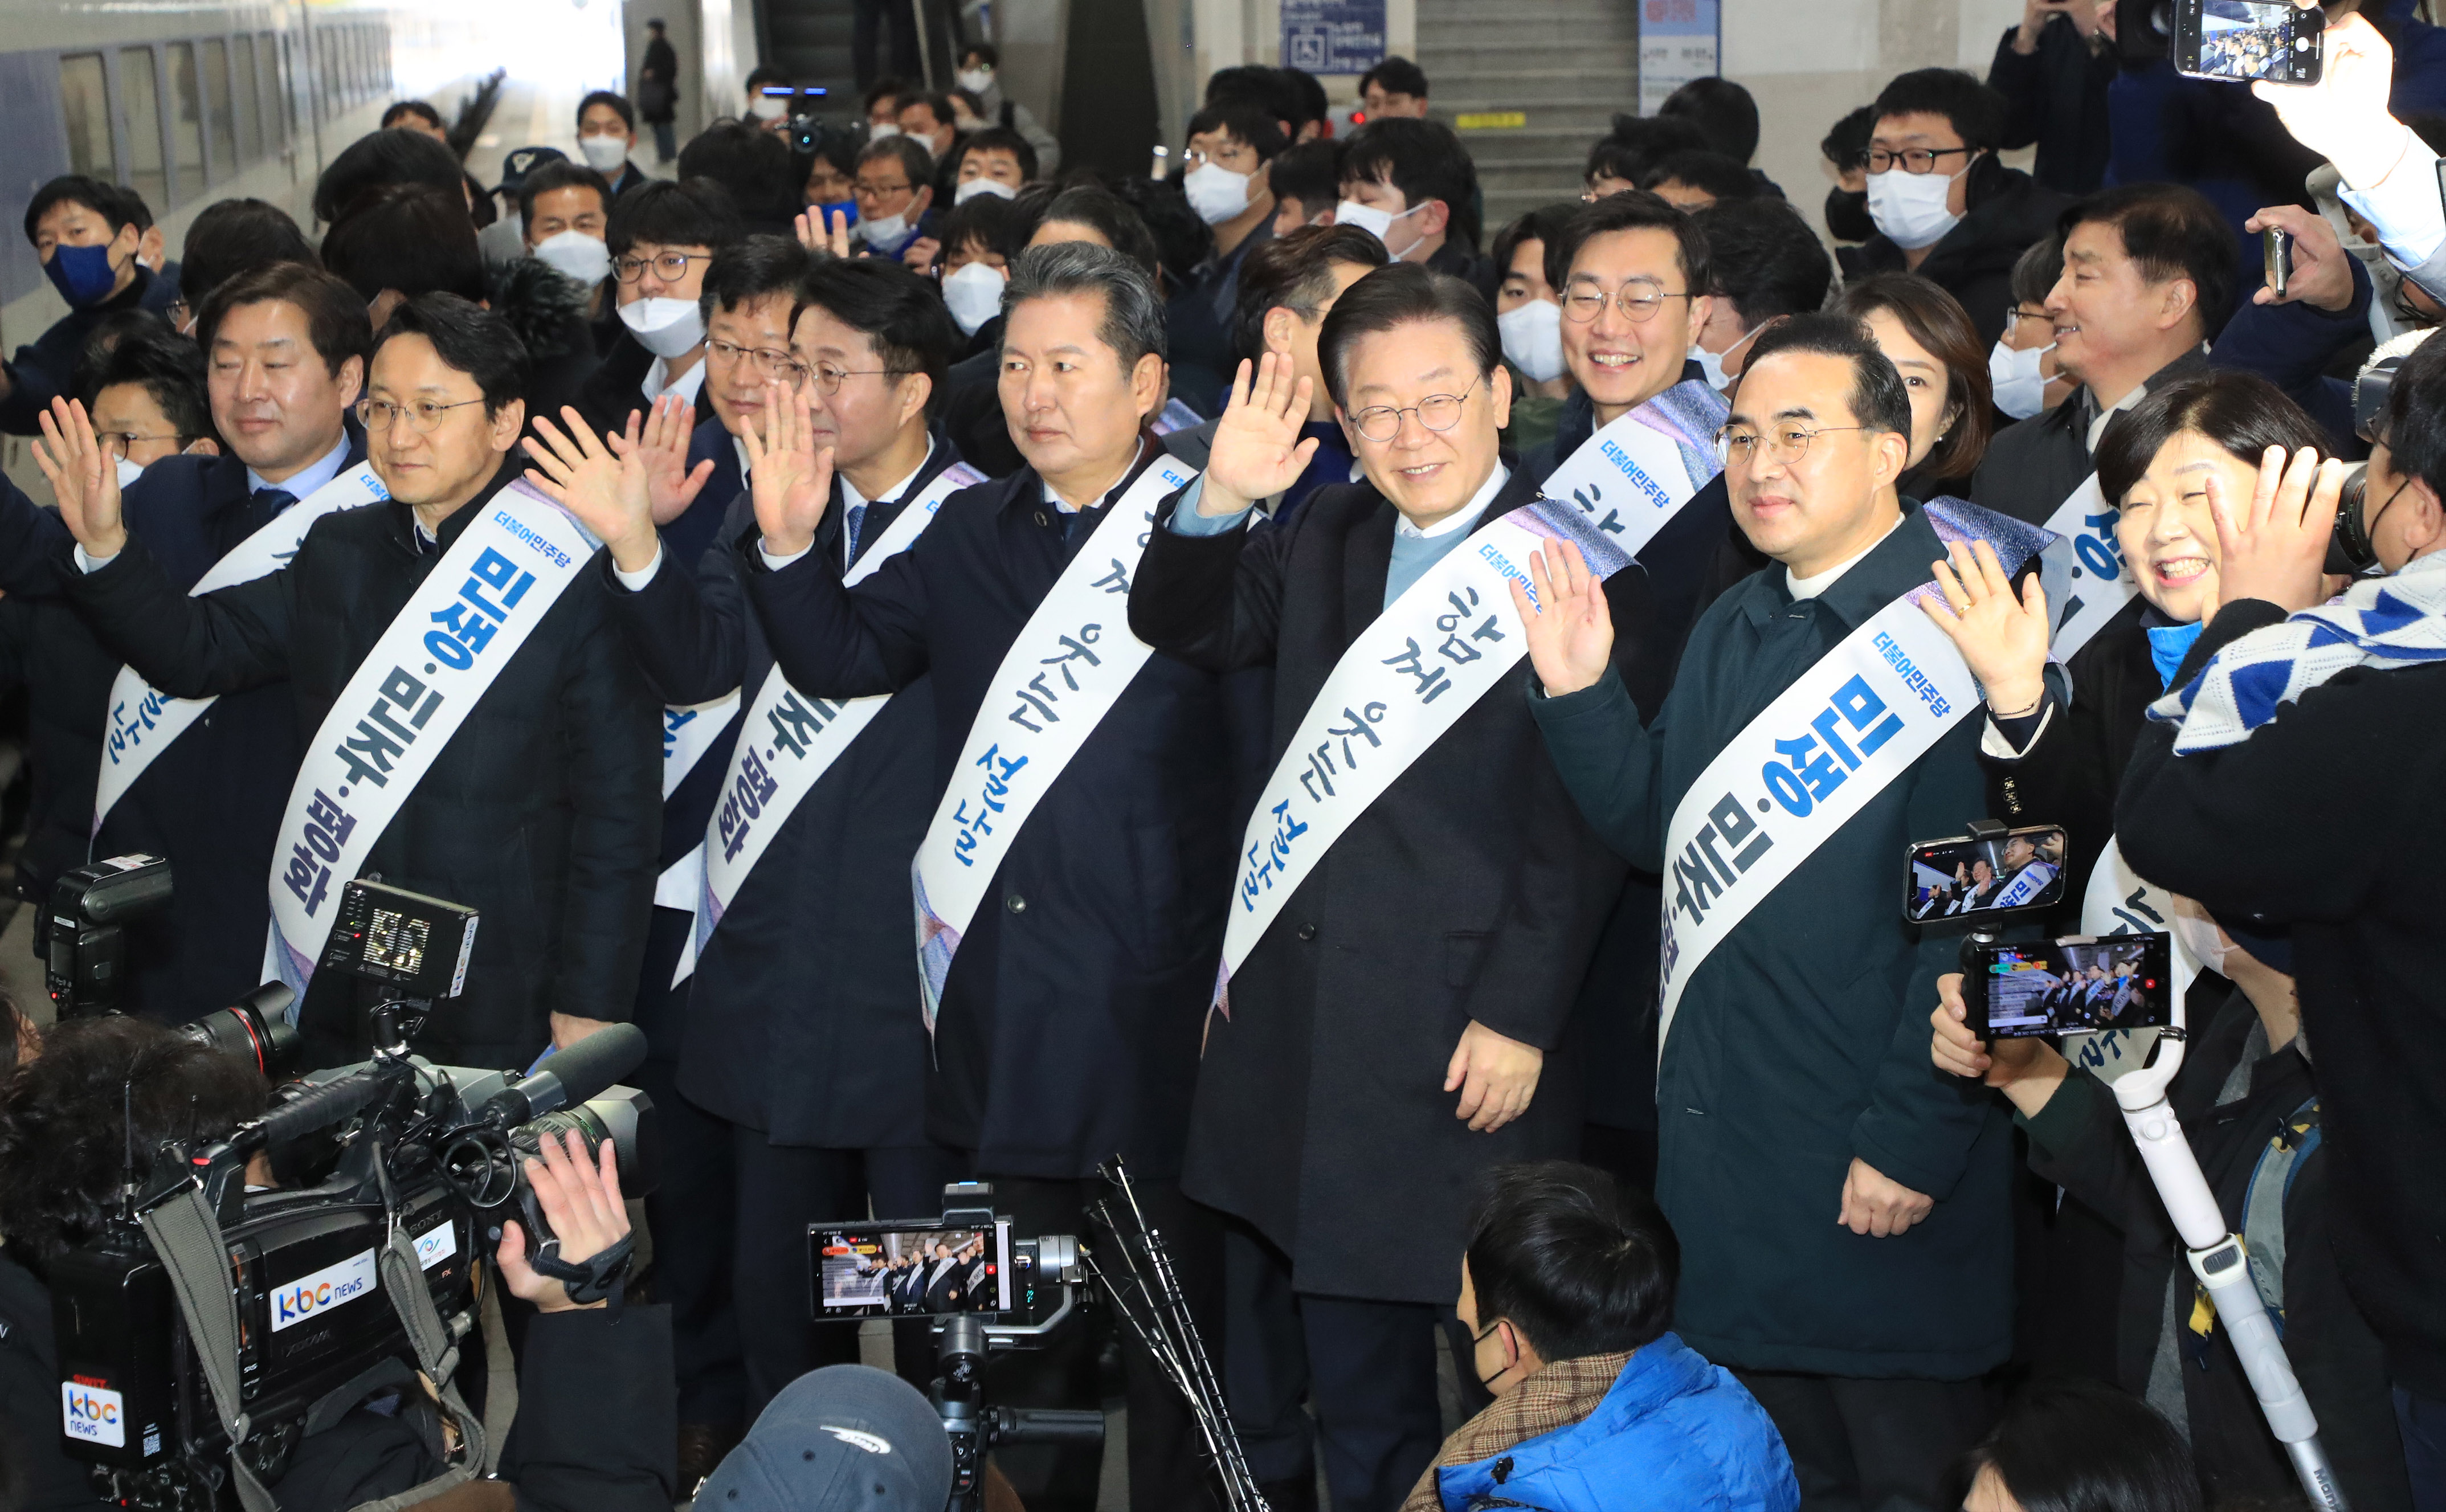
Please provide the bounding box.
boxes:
[2245,204,2353,313]
[1916,538,2050,717]
[1200,354,1322,516]
[794,207,857,260]
[1507,540,1614,697]
[609,394,717,524]
[743,379,835,558]
[526,407,658,573]
[31,397,126,558]
[2255,13,2402,187]
[2206,443,2342,614]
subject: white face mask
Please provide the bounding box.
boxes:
[868,122,902,141]
[1688,322,1765,394]
[942,261,1008,336]
[856,211,915,254]
[1988,337,2057,420]
[1334,199,1427,260]
[954,177,1018,205]
[1866,161,1971,251]
[957,67,994,94]
[1497,299,1566,383]
[1184,162,1254,226]
[619,295,706,357]
[578,134,629,174]
[533,229,612,285]
[115,454,146,489]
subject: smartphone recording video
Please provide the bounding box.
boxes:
[2177,0,2325,84]
[1905,825,2067,922]
[814,1221,1013,1318]
[1968,932,2174,1039]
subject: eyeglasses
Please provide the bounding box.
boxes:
[96,430,185,459]
[1561,281,1692,325]
[1866,145,1973,175]
[614,250,709,283]
[854,178,914,200]
[806,362,900,395]
[2006,307,2052,335]
[1182,146,1251,168]
[1349,374,1481,443]
[1713,422,1870,468]
[359,396,487,434]
[706,337,811,385]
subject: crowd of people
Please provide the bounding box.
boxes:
[2,1,2444,1509]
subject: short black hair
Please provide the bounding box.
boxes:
[80,324,214,444]
[1316,261,1498,411]
[2096,371,2333,509]
[1959,1380,2202,1512]
[321,183,485,305]
[381,99,446,133]
[857,135,938,196]
[1464,1163,1677,1362]
[2382,327,2446,497]
[606,176,744,257]
[939,191,1031,263]
[111,186,155,235]
[1543,190,1710,304]
[957,126,1039,185]
[314,126,467,224]
[1039,184,1163,281]
[898,90,955,132]
[699,232,813,326]
[1586,115,1710,189]
[199,261,375,381]
[748,65,793,95]
[1693,197,1831,325]
[0,1016,267,1264]
[374,292,532,416]
[578,89,636,133]
[1829,272,1992,482]
[680,121,804,228]
[1269,138,1342,215]
[1491,203,1581,293]
[518,160,614,230]
[1822,104,1877,174]
[1744,311,1916,442]
[23,175,134,244]
[1234,223,1389,362]
[1280,67,1330,136]
[1659,77,1761,164]
[2059,183,2237,342]
[959,42,998,67]
[1204,64,1300,129]
[1872,68,2010,154]
[1359,55,1430,100]
[796,256,962,414]
[2008,234,2061,310]
[859,76,904,117]
[1639,149,1760,206]
[179,198,316,309]
[1339,117,1481,251]
[1109,177,1213,293]
[1003,240,1168,367]
[1187,99,1289,164]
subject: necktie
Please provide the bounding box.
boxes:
[844,501,868,566]
[252,487,297,518]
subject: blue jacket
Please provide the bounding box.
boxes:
[1431,1335,1798,1512]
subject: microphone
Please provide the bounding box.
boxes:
[480,1023,647,1125]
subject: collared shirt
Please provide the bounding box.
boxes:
[250,432,352,504]
[1785,512,1904,600]
[752,438,940,575]
[2336,124,2446,272]
[643,353,708,407]
[1385,462,1510,607]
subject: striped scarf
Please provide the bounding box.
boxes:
[2147,551,2446,753]
[1400,1351,1632,1512]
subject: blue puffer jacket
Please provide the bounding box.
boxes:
[1431,1335,1798,1512]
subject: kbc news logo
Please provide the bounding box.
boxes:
[270,1249,377,1333]
[61,1380,126,1446]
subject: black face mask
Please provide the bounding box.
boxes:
[1824,185,1876,244]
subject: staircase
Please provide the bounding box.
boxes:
[763,0,860,113]
[1419,0,1641,235]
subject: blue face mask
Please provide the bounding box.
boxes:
[45,241,122,309]
[816,198,858,229]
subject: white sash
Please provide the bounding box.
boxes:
[1990,859,2058,910]
[674,460,983,986]
[266,480,602,986]
[93,462,390,835]
[1655,501,2057,1048]
[2069,835,2207,1081]
[1214,386,1726,1014]
[910,455,1200,1028]
[2040,475,2137,663]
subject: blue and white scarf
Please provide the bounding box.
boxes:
[2147,552,2446,752]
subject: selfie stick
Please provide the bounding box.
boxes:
[2108,1011,2349,1509]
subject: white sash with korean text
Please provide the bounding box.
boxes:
[2066,836,2207,1081]
[266,480,601,986]
[93,462,390,835]
[1215,386,1726,1014]
[1655,501,2058,1049]
[675,461,984,985]
[2041,475,2138,662]
[910,454,1199,1028]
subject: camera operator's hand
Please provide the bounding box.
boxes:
[1931,972,2069,1119]
[744,380,836,559]
[1917,539,2049,719]
[1510,541,1615,698]
[2255,14,2407,190]
[1836,1158,1932,1239]
[2246,205,2354,312]
[1446,1019,1543,1133]
[30,397,128,560]
[2205,443,2343,614]
[498,1129,627,1314]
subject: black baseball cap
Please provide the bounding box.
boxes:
[694,1365,953,1511]
[495,145,569,197]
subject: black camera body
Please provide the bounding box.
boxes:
[46,852,173,1015]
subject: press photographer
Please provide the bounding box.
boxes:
[2114,295,2446,1495]
[0,1012,676,1512]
